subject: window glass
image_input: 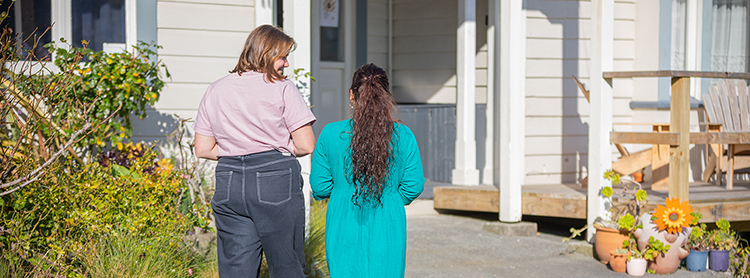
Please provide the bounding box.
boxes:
[72,0,126,52]
[711,0,749,72]
[1,0,52,60]
[320,0,343,62]
[671,0,687,70]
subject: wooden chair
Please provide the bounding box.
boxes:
[702,79,750,189]
[573,75,720,190]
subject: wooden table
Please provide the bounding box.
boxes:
[603,70,750,201]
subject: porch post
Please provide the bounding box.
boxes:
[482,0,495,186]
[587,0,614,241]
[495,0,525,222]
[452,0,480,186]
[284,0,313,211]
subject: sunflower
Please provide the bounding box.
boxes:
[654,197,694,234]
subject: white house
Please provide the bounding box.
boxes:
[7,0,749,234]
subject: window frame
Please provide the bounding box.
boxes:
[50,0,138,53]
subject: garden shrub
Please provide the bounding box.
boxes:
[0,143,210,276]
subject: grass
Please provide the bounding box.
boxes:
[79,233,213,278]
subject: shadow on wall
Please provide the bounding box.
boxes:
[525,0,589,184]
[128,104,184,146]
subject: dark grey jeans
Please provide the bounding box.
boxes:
[212,150,305,278]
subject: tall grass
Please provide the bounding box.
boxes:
[79,233,212,278]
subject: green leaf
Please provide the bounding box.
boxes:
[601,186,613,198]
[635,189,647,202]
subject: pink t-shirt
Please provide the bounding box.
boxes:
[193,71,316,157]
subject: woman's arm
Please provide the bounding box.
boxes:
[399,128,425,205]
[310,135,333,200]
[194,133,219,160]
[291,124,315,157]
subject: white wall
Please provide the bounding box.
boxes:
[367,0,388,69]
[389,0,487,104]
[131,0,254,142]
[523,0,636,185]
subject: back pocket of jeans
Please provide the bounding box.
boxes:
[213,171,232,205]
[256,168,292,205]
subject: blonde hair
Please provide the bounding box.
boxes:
[231,25,296,82]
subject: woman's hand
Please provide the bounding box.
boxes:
[291,124,315,157]
[194,133,219,160]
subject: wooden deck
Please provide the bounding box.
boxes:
[433,182,750,224]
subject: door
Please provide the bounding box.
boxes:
[312,0,355,137]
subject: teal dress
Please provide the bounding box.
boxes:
[310,119,425,278]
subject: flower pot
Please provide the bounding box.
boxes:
[627,258,648,276]
[709,250,730,271]
[633,213,691,274]
[632,172,643,183]
[609,251,630,273]
[686,250,708,271]
[594,226,630,264]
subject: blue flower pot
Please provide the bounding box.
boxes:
[709,250,730,271]
[685,250,708,271]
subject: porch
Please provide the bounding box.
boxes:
[432,181,750,227]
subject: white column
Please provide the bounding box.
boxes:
[452,0,480,186]
[686,0,702,97]
[125,0,137,51]
[51,0,72,48]
[255,0,274,26]
[284,0,313,213]
[497,0,525,223]
[482,0,495,186]
[587,0,614,241]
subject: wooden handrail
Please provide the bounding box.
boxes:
[603,70,750,79]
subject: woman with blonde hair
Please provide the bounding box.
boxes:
[310,63,424,277]
[194,25,315,278]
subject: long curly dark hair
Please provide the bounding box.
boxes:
[348,63,397,206]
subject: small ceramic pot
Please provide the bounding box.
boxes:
[627,257,648,276]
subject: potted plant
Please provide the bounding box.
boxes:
[633,197,692,274]
[708,219,737,271]
[624,236,665,276]
[685,212,709,271]
[591,170,648,264]
[610,246,631,273]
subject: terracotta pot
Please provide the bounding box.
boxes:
[609,251,631,273]
[632,172,644,183]
[633,213,691,275]
[594,225,631,264]
[627,258,648,276]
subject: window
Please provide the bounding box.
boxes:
[671,0,687,70]
[659,0,750,100]
[709,0,749,73]
[1,0,135,58]
[320,0,343,62]
[72,0,126,52]
[1,0,52,59]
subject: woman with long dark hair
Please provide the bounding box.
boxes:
[310,63,424,277]
[193,25,315,277]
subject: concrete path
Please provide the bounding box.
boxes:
[404,200,730,278]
